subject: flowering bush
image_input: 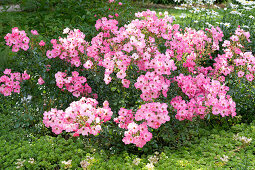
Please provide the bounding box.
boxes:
[4,27,30,52]
[43,97,112,136]
[2,0,255,148]
[55,71,92,98]
[0,69,30,96]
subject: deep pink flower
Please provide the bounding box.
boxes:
[39,40,45,46]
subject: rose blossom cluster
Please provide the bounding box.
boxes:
[114,108,134,129]
[135,102,170,129]
[122,122,152,148]
[0,69,30,96]
[115,102,169,147]
[171,73,236,121]
[43,97,113,136]
[134,72,171,101]
[46,28,89,67]
[55,71,92,98]
[213,28,255,82]
[87,10,226,92]
[88,10,177,87]
[4,27,30,52]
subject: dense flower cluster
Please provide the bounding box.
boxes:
[43,97,113,135]
[122,122,152,148]
[114,108,134,129]
[171,73,236,121]
[135,72,171,101]
[4,27,30,52]
[135,102,170,128]
[46,29,89,67]
[0,69,30,96]
[55,71,92,97]
[115,102,169,147]
[213,28,255,81]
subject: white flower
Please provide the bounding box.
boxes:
[193,8,201,13]
[21,95,32,103]
[181,3,187,7]
[27,95,32,100]
[145,163,154,170]
[220,155,229,162]
[205,22,212,27]
[80,160,90,169]
[230,10,242,16]
[233,134,252,144]
[243,6,252,10]
[249,15,254,19]
[15,159,25,169]
[133,158,141,165]
[62,160,72,169]
[148,155,159,164]
[229,3,239,9]
[63,28,70,34]
[224,23,231,28]
[239,136,252,144]
[179,13,187,19]
[28,158,35,164]
[242,25,249,29]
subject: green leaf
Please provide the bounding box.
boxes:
[111,87,117,91]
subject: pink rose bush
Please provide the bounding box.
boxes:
[2,0,255,148]
[55,71,92,98]
[46,29,89,67]
[115,102,169,147]
[0,69,30,96]
[43,97,113,136]
[122,122,152,148]
[4,27,30,52]
[171,73,236,121]
[213,28,255,82]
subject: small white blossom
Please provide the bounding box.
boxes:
[28,158,35,164]
[220,155,229,162]
[80,160,90,169]
[15,159,25,169]
[62,160,72,169]
[145,163,154,170]
[133,158,141,165]
[148,155,159,164]
[63,28,70,34]
[224,23,231,28]
[179,13,187,19]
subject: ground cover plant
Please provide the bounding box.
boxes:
[1,0,255,169]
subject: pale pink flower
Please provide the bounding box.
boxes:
[31,30,39,35]
[38,77,45,85]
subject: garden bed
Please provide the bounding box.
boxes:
[1,0,255,169]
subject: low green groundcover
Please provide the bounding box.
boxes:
[1,111,254,169]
